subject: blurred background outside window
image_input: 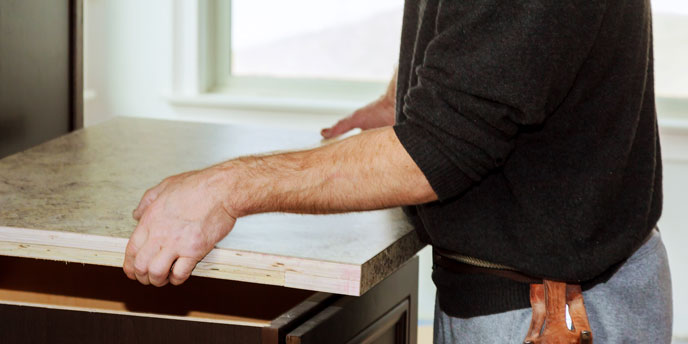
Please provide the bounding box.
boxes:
[652,0,688,99]
[230,0,402,82]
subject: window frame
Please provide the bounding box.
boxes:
[168,0,388,115]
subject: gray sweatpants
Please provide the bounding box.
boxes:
[434,229,673,343]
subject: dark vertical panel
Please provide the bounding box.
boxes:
[70,0,83,130]
[0,0,72,158]
[286,258,419,344]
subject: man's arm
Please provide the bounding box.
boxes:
[228,126,434,215]
[123,126,436,287]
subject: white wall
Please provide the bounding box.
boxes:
[657,130,688,337]
[83,0,346,130]
[84,0,688,337]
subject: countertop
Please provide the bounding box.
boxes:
[0,117,424,295]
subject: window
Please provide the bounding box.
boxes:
[195,1,687,116]
[652,0,688,98]
[202,0,403,109]
[652,0,688,119]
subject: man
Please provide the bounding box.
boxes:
[124,0,673,342]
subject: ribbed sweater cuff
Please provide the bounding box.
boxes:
[393,123,475,201]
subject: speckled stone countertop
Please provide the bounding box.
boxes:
[0,117,424,295]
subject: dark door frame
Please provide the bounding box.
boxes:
[69,0,84,130]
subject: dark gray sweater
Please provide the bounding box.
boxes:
[393,0,662,316]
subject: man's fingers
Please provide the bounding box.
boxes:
[321,116,359,139]
[133,241,162,285]
[148,249,178,287]
[123,222,149,280]
[169,257,198,286]
[123,246,137,280]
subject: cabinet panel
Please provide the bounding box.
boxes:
[0,0,82,159]
[345,300,409,344]
[287,257,419,344]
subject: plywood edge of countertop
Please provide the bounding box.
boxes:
[359,230,427,294]
[0,226,366,296]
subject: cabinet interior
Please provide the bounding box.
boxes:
[0,255,315,326]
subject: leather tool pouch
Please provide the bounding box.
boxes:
[524,280,592,344]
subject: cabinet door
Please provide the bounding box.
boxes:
[286,257,418,344]
[0,0,82,158]
[345,299,410,344]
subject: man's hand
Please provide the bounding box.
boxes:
[321,95,395,139]
[124,167,238,287]
[321,69,398,139]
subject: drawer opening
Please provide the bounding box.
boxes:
[0,255,315,326]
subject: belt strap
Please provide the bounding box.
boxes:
[432,249,541,284]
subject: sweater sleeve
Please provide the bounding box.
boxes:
[394,0,606,201]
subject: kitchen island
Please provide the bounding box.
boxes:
[0,117,424,343]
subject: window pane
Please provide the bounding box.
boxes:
[652,0,688,97]
[231,0,403,82]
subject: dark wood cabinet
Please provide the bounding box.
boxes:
[0,255,418,343]
[0,0,82,159]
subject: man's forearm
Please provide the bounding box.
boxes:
[219,126,436,217]
[124,126,435,286]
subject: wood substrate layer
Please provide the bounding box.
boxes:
[0,226,423,296]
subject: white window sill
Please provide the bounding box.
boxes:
[166,92,366,116]
[168,76,387,116]
[657,96,688,135]
[659,117,688,134]
[167,94,688,128]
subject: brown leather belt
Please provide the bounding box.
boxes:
[432,249,541,284]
